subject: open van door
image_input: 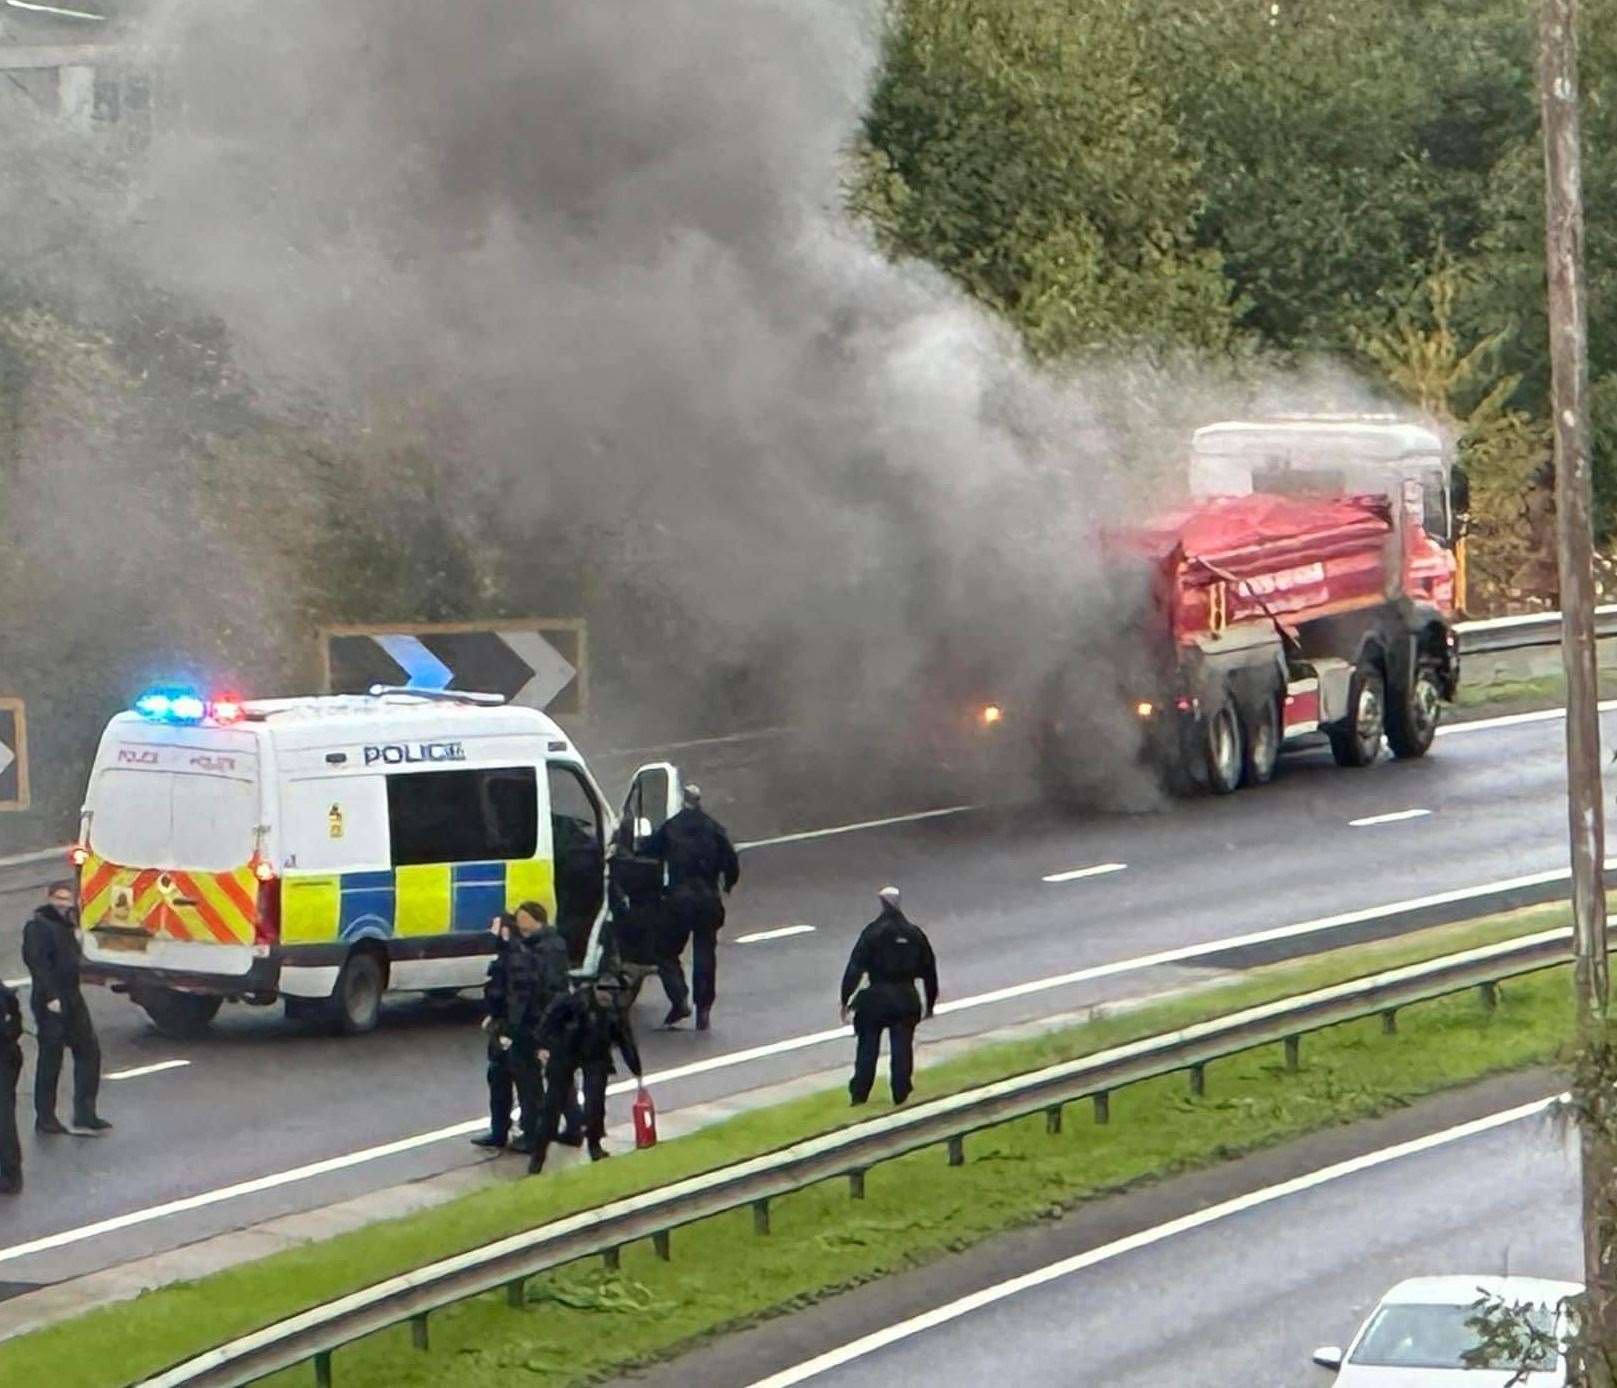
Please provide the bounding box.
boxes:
[583,762,683,978]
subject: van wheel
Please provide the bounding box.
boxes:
[1203,697,1244,795]
[135,988,222,1039]
[1241,697,1281,787]
[333,951,387,1034]
[1387,660,1442,760]
[1329,660,1386,768]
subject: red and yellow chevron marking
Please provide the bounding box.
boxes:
[80,853,257,946]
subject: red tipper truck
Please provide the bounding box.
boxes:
[1088,481,1459,794]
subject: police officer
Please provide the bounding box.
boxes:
[839,886,938,1107]
[470,914,518,1150]
[0,977,22,1193]
[502,901,582,1154]
[23,881,108,1135]
[642,784,740,1030]
[528,971,644,1174]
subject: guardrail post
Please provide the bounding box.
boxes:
[848,1169,866,1200]
[1381,1010,1398,1035]
[1189,1064,1206,1098]
[505,1278,525,1309]
[654,1230,672,1261]
[314,1351,333,1388]
[1480,981,1500,1011]
[1093,1092,1109,1124]
[753,1199,771,1236]
[1046,1105,1063,1135]
[603,1246,621,1271]
[1284,1035,1300,1071]
[947,1136,965,1167]
[410,1313,429,1351]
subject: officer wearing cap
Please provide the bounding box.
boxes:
[641,783,740,1031]
[839,886,938,1106]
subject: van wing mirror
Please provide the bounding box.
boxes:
[619,762,682,851]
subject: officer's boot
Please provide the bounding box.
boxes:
[695,1007,710,1031]
[588,1138,608,1162]
[526,1140,550,1176]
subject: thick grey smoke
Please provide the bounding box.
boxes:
[109,0,1174,805]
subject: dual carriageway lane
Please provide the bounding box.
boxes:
[0,707,1593,1296]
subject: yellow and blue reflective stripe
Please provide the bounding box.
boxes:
[279,858,556,944]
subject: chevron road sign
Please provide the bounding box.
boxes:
[323,622,588,716]
[0,698,29,811]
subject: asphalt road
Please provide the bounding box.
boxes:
[0,707,1596,1295]
[726,1085,1580,1388]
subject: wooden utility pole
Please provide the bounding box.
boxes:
[1540,0,1613,1372]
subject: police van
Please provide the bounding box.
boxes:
[73,686,683,1037]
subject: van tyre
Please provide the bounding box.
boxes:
[1203,697,1244,795]
[1329,660,1386,768]
[135,988,222,1039]
[1240,696,1281,787]
[1387,660,1442,760]
[333,951,386,1034]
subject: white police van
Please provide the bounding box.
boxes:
[73,686,683,1036]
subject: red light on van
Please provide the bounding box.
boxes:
[251,856,277,883]
[254,874,281,950]
[67,844,90,867]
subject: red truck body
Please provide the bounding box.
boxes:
[1075,487,1460,794]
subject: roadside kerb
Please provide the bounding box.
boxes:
[135,921,1578,1388]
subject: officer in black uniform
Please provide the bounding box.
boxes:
[502,902,581,1154]
[528,971,644,1174]
[0,977,23,1194]
[23,881,108,1134]
[470,914,517,1150]
[641,784,740,1030]
[839,886,939,1106]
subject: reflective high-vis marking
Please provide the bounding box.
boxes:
[79,853,257,945]
[452,862,505,934]
[505,859,556,921]
[281,876,341,944]
[395,865,452,937]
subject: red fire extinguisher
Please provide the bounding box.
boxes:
[632,1085,658,1150]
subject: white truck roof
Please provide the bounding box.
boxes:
[1192,416,1447,462]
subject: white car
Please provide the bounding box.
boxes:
[1313,1276,1581,1385]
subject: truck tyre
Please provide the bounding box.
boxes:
[134,988,222,1039]
[1241,697,1281,787]
[1387,660,1442,760]
[1203,698,1244,795]
[332,950,386,1035]
[1329,660,1386,768]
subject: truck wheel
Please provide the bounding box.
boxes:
[333,950,387,1035]
[134,988,222,1039]
[1241,698,1281,787]
[1329,661,1386,768]
[1387,661,1442,760]
[1203,699,1244,795]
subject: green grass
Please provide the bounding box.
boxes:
[1452,667,1617,712]
[0,900,1587,1387]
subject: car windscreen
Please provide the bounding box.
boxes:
[1352,1301,1557,1371]
[89,769,258,871]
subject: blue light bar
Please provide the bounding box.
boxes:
[133,687,207,725]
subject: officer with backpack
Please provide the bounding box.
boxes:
[839,886,939,1107]
[527,971,644,1174]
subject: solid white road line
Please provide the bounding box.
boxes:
[745,1094,1566,1387]
[737,806,977,851]
[1042,863,1127,884]
[0,862,1585,1269]
[105,1060,190,1081]
[1437,698,1617,737]
[1349,809,1432,828]
[3,976,25,990]
[734,925,817,944]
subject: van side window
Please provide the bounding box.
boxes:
[387,767,538,866]
[546,764,605,962]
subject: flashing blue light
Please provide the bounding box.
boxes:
[134,687,207,725]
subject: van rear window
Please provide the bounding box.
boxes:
[89,770,258,871]
[387,767,538,866]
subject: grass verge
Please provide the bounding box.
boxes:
[1451,667,1617,714]
[0,899,1588,1387]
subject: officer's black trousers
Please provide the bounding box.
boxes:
[486,1039,515,1142]
[658,926,720,1013]
[34,997,100,1125]
[0,1045,21,1188]
[850,1017,916,1105]
[533,1057,608,1157]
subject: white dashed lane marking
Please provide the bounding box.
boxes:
[1349,809,1432,828]
[734,925,817,944]
[1042,863,1128,884]
[106,1060,191,1081]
